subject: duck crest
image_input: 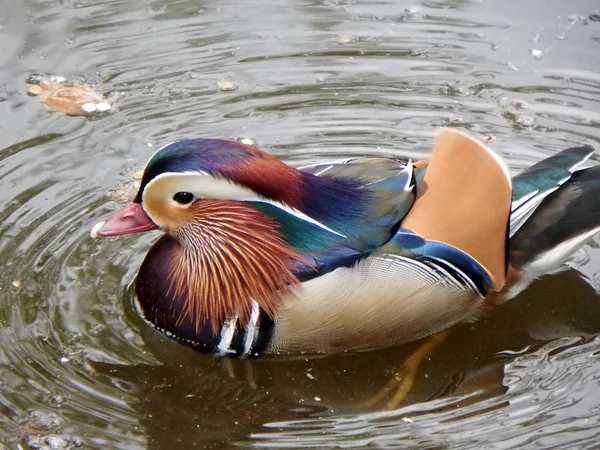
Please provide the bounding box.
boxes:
[161,199,305,334]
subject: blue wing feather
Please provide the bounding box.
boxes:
[251,158,417,281]
[388,229,492,293]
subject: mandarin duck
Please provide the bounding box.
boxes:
[91,129,600,357]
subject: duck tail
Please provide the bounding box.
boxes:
[501,144,600,301]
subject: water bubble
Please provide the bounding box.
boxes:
[49,75,66,83]
[238,137,256,146]
[46,435,69,449]
[403,7,422,20]
[530,49,543,59]
[46,394,67,408]
[87,323,105,336]
[516,115,535,127]
[338,35,354,44]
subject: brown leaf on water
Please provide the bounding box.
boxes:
[27,80,110,115]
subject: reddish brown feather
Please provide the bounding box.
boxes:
[167,200,306,334]
[218,145,304,208]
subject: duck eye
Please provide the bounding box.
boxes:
[173,192,195,205]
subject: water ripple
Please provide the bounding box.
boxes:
[247,337,600,449]
[1,0,600,448]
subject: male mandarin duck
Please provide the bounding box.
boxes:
[91,129,600,357]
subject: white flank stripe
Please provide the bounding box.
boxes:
[243,301,260,356]
[217,315,238,355]
[314,165,334,176]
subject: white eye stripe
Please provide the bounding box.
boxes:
[142,171,346,237]
[144,171,254,202]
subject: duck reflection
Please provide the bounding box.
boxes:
[92,269,600,449]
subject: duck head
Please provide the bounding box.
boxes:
[92,139,323,336]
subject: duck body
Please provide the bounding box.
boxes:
[92,129,598,357]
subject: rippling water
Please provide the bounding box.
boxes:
[1,0,600,448]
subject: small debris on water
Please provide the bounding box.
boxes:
[46,394,67,408]
[27,80,110,115]
[516,115,535,127]
[45,435,69,449]
[217,80,237,92]
[106,169,143,204]
[26,434,69,449]
[403,7,421,19]
[20,410,62,433]
[530,49,543,59]
[12,280,21,288]
[483,135,496,145]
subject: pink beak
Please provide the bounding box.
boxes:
[91,202,158,238]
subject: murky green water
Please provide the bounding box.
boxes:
[1,0,600,448]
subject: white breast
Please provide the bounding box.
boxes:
[267,254,484,354]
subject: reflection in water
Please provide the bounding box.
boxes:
[95,271,600,449]
[1,0,600,447]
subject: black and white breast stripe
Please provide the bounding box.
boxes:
[138,296,274,357]
[213,300,274,357]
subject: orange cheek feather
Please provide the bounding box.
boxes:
[162,200,306,334]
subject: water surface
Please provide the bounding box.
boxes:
[1,0,600,448]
